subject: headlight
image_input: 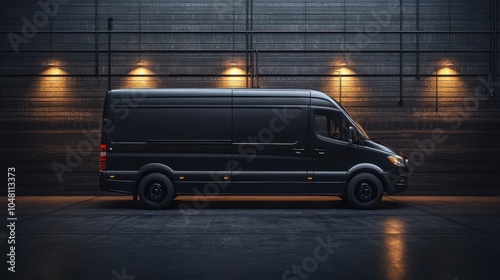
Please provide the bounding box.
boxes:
[388,155,405,167]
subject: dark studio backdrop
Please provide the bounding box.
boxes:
[0,0,499,195]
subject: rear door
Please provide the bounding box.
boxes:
[231,90,310,193]
[311,108,358,193]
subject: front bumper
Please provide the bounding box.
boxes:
[382,167,409,194]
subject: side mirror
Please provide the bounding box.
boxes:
[349,126,358,144]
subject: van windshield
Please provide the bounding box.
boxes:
[338,104,370,140]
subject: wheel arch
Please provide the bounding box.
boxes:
[134,163,176,200]
[343,163,387,194]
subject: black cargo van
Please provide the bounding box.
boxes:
[100,89,408,209]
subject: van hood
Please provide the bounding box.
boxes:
[364,140,406,158]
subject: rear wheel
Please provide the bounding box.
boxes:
[138,173,175,209]
[346,173,383,210]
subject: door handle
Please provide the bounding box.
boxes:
[293,148,305,154]
[315,148,327,155]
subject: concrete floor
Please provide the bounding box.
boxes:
[2,196,500,280]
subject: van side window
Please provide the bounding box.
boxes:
[314,111,348,141]
[233,108,302,144]
[110,108,231,141]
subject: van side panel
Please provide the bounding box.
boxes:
[105,94,232,194]
[231,92,310,193]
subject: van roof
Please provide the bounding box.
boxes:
[111,88,310,94]
[109,88,333,101]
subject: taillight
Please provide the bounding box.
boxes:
[100,144,106,172]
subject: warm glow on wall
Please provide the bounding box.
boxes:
[437,58,459,88]
[129,67,152,76]
[220,67,246,88]
[334,67,355,76]
[326,67,362,104]
[438,67,458,76]
[123,67,157,88]
[42,67,68,76]
[383,218,407,280]
[36,67,70,95]
[435,66,460,111]
[437,67,460,96]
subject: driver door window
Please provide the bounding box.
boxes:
[314,111,348,142]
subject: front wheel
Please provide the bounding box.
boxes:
[346,173,383,210]
[138,173,175,209]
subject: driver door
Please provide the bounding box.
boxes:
[311,108,358,193]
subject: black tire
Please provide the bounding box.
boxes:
[346,173,383,210]
[138,173,175,209]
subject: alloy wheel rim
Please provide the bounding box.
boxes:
[146,182,165,202]
[357,182,376,202]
